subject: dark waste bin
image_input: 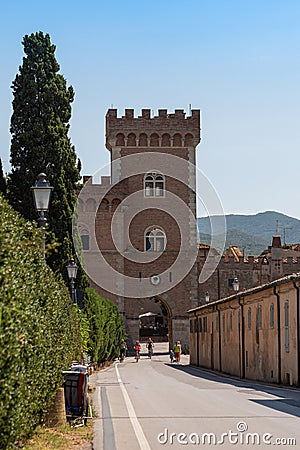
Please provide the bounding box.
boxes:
[63,368,89,423]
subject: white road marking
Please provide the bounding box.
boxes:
[115,363,151,450]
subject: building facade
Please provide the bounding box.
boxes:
[189,273,300,386]
[198,237,300,304]
[77,108,201,349]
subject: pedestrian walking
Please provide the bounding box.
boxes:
[169,349,174,363]
[173,341,181,363]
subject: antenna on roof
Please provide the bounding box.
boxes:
[111,104,114,108]
[188,104,192,115]
[283,226,292,246]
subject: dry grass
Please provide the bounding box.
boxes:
[22,420,93,450]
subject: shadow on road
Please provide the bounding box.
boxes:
[164,362,300,418]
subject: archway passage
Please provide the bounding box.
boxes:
[138,297,170,345]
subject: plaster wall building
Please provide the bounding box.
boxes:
[189,273,300,386]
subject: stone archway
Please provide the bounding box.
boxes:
[137,296,172,349]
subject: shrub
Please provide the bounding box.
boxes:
[0,194,81,449]
[84,288,125,363]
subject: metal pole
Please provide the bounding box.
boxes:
[70,279,74,303]
[37,211,47,265]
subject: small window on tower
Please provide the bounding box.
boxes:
[144,173,165,197]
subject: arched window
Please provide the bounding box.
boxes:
[144,173,165,197]
[111,198,121,211]
[77,198,84,212]
[145,227,166,252]
[162,133,170,147]
[139,133,148,146]
[173,133,182,147]
[86,198,96,212]
[116,133,125,146]
[79,226,89,251]
[184,133,194,146]
[99,198,109,212]
[150,133,159,146]
[127,133,136,146]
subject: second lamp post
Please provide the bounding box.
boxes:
[66,259,78,304]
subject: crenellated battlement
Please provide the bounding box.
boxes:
[202,255,300,271]
[106,108,201,150]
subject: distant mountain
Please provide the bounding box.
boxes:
[197,211,300,256]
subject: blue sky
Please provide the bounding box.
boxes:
[1,0,300,220]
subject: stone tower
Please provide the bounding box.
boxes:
[78,108,201,349]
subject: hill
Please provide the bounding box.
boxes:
[197,211,300,256]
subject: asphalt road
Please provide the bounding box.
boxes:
[91,343,300,449]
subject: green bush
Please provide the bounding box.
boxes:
[0,194,82,449]
[84,288,125,363]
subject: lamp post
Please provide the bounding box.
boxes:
[232,277,240,293]
[66,259,78,303]
[31,173,53,264]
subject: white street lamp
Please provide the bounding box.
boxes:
[232,277,240,293]
[205,291,210,303]
[31,173,53,212]
[31,173,53,263]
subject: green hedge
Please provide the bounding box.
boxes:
[0,194,82,449]
[84,288,125,363]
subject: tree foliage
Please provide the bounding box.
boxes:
[0,193,82,449]
[7,31,86,286]
[84,288,126,363]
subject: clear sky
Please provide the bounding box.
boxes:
[1,0,299,219]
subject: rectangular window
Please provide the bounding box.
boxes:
[190,320,194,333]
[284,301,289,352]
[155,184,164,196]
[257,305,262,329]
[270,303,274,329]
[228,278,234,288]
[222,314,225,343]
[145,184,153,197]
[81,234,89,251]
[198,317,202,333]
[247,307,251,329]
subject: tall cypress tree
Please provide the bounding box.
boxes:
[7,32,86,286]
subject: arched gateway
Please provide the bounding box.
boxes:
[77,108,201,351]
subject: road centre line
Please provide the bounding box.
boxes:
[115,363,151,450]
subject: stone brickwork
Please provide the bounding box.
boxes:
[78,108,201,351]
[197,240,300,303]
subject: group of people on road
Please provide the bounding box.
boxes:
[170,340,181,363]
[119,338,181,363]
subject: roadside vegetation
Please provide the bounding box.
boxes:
[0,194,82,448]
[0,31,126,449]
[22,422,93,450]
